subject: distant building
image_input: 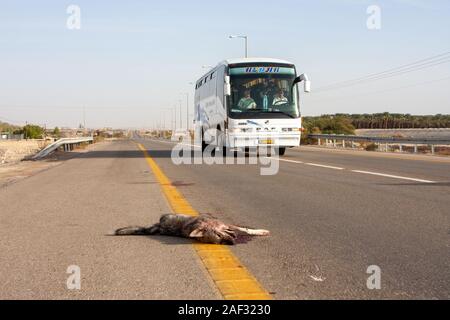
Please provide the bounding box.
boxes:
[0,132,24,140]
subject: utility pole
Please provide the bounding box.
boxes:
[181,93,189,131]
[179,100,182,130]
[162,108,173,138]
[173,105,177,131]
[172,107,176,132]
[83,106,86,130]
[186,93,189,131]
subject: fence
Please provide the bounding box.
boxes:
[0,133,24,140]
[308,134,450,155]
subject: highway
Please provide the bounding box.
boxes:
[0,139,449,299]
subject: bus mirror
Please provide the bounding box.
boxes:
[223,76,231,96]
[294,74,311,93]
[225,84,231,96]
[304,80,311,93]
[224,76,231,96]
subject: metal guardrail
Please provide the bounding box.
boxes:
[32,137,94,160]
[308,134,450,155]
[308,134,450,145]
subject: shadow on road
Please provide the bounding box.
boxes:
[145,235,195,246]
[78,150,173,159]
[106,233,195,246]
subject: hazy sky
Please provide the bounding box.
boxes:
[1,0,449,128]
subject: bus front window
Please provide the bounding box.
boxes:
[229,67,300,119]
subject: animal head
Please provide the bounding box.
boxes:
[189,227,237,245]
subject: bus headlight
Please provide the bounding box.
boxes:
[230,128,253,133]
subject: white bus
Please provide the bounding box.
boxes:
[194,58,310,156]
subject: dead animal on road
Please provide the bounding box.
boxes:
[114,214,270,245]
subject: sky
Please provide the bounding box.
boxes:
[0,0,449,129]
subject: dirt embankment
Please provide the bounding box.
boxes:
[0,140,106,188]
[0,140,49,165]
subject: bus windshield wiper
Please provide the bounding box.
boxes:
[269,111,296,118]
[242,109,295,118]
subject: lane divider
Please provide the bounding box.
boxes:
[267,157,303,165]
[137,143,272,300]
[305,163,345,171]
[145,139,438,184]
[351,170,436,184]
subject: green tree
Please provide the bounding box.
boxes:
[53,127,61,137]
[303,116,355,135]
[303,113,450,130]
[21,125,45,139]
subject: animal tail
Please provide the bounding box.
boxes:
[233,227,270,237]
[114,225,159,236]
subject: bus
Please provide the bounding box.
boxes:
[194,58,310,156]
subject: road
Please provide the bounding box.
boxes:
[0,139,449,299]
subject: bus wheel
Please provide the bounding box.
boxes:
[278,147,286,156]
[201,131,207,153]
[222,146,227,157]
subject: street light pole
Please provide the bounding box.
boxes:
[245,36,248,58]
[229,35,248,58]
[186,93,189,131]
[173,108,176,132]
[161,108,173,139]
[179,100,182,130]
[173,105,177,131]
[83,106,86,130]
[181,93,189,131]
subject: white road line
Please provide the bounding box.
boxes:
[305,163,345,170]
[276,158,304,164]
[143,139,439,183]
[351,170,436,184]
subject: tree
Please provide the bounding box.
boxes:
[20,125,45,139]
[303,116,356,135]
[0,121,20,133]
[303,113,450,131]
[53,127,61,137]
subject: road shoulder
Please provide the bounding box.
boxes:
[0,140,219,299]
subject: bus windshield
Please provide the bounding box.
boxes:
[229,66,300,119]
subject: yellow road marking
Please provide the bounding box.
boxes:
[137,143,272,300]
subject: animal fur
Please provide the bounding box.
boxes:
[114,214,270,245]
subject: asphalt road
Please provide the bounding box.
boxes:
[137,138,450,299]
[0,141,219,300]
[1,139,449,299]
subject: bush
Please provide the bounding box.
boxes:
[53,127,61,138]
[303,116,355,136]
[15,125,45,139]
[302,116,356,145]
[113,132,125,138]
[365,143,378,152]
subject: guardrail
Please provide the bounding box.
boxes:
[32,137,94,160]
[308,134,450,155]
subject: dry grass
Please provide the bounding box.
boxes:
[436,147,450,156]
[0,140,50,164]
